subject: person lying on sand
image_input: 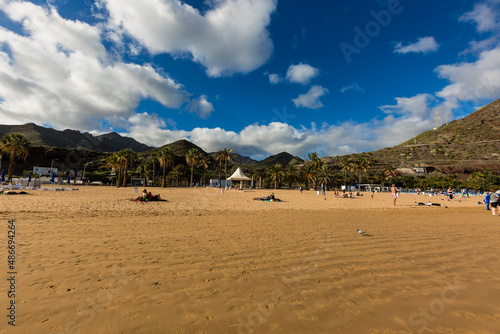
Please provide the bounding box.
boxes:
[131,192,166,202]
[1,191,29,195]
[254,193,281,202]
[417,201,444,207]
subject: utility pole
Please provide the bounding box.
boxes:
[436,113,440,128]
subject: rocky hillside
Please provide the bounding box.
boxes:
[326,98,500,174]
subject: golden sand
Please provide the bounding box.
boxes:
[1,186,500,333]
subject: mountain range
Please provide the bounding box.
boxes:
[1,98,499,174]
[0,123,151,153]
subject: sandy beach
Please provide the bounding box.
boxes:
[1,186,500,333]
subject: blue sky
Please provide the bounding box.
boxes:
[0,0,499,159]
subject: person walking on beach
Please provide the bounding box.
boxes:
[391,184,397,206]
[484,191,491,211]
[490,189,499,216]
[447,187,454,201]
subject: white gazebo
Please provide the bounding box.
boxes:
[227,167,251,189]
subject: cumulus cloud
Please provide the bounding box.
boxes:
[186,95,215,119]
[267,73,282,84]
[435,46,500,101]
[340,82,365,93]
[394,36,440,54]
[292,85,328,109]
[121,94,452,159]
[0,1,207,131]
[459,0,500,32]
[101,0,277,77]
[286,63,319,85]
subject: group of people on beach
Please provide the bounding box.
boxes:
[484,189,500,216]
[131,189,165,202]
[332,188,356,198]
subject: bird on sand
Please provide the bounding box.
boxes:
[357,229,366,235]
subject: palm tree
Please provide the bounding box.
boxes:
[307,152,323,170]
[283,164,297,190]
[350,157,371,191]
[215,150,224,186]
[117,149,136,187]
[221,148,233,180]
[136,156,155,186]
[339,157,352,189]
[186,148,200,187]
[268,163,283,189]
[157,147,175,188]
[199,157,210,186]
[317,164,334,188]
[103,153,125,187]
[306,152,323,189]
[252,168,266,188]
[1,133,31,181]
[301,164,314,190]
[215,148,232,187]
[170,164,186,186]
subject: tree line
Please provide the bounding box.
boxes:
[1,133,499,191]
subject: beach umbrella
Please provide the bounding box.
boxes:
[1,170,4,183]
[28,172,32,183]
[50,171,55,183]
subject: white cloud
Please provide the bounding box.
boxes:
[267,73,282,84]
[459,0,500,32]
[435,46,500,101]
[0,1,210,131]
[121,94,453,159]
[340,82,365,93]
[292,85,328,109]
[394,36,440,54]
[286,63,319,85]
[101,0,278,77]
[186,95,215,119]
[377,94,458,146]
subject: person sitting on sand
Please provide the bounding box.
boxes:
[131,189,151,202]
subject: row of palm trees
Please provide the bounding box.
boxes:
[0,133,397,190]
[101,145,403,189]
[249,154,399,190]
[102,146,236,188]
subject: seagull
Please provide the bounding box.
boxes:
[357,229,366,235]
